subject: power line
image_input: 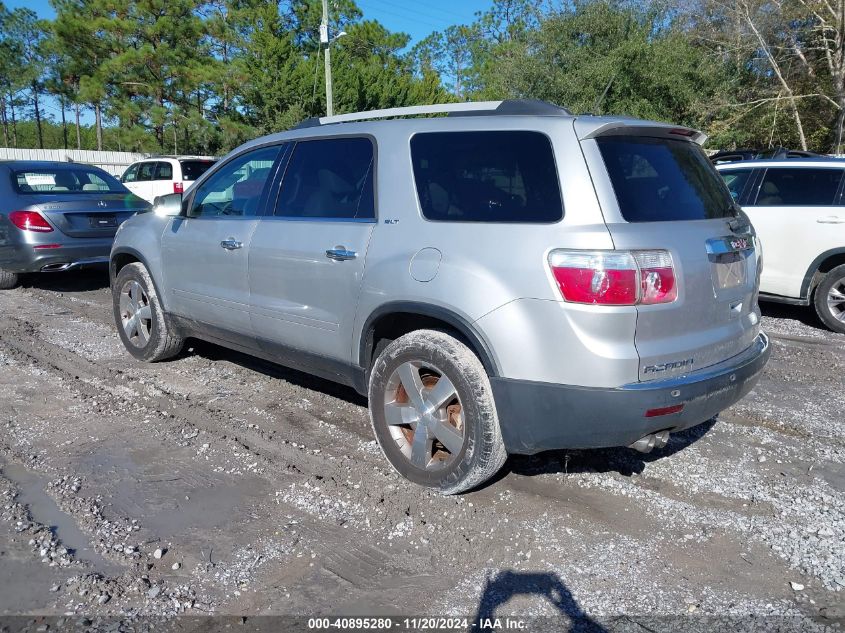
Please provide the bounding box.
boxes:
[362,0,478,24]
[356,0,449,31]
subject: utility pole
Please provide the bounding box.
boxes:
[320,0,333,117]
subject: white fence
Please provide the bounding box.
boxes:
[1,148,150,177]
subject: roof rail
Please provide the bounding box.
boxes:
[294,99,572,129]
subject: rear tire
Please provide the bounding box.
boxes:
[368,329,507,495]
[0,269,19,290]
[113,262,184,361]
[814,264,845,334]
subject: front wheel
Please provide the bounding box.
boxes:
[112,262,184,361]
[814,264,845,334]
[368,329,507,495]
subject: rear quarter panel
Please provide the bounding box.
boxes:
[351,118,641,387]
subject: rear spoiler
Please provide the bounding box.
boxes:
[575,120,708,146]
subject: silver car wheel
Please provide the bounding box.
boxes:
[827,276,845,323]
[383,361,465,471]
[119,279,152,347]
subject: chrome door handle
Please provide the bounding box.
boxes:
[817,216,845,224]
[325,248,357,261]
[220,239,243,250]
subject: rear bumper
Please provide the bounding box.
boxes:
[491,333,771,454]
[0,239,113,273]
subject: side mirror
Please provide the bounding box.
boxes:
[152,192,183,217]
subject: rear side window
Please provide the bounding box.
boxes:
[154,162,173,180]
[597,136,735,222]
[410,131,562,223]
[755,168,843,206]
[137,163,155,181]
[720,168,753,202]
[275,137,374,219]
[180,160,215,181]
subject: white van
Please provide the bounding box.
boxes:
[121,157,216,203]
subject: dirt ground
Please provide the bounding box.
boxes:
[0,269,842,632]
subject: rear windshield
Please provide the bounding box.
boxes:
[179,160,215,181]
[597,136,737,222]
[410,131,563,223]
[12,167,126,194]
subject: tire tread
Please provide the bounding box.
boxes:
[0,269,19,290]
[369,329,507,495]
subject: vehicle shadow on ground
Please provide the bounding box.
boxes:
[185,339,369,406]
[759,300,825,330]
[17,268,110,292]
[473,569,608,632]
[503,418,717,480]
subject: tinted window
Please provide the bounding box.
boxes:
[189,146,280,218]
[755,168,843,206]
[180,159,215,181]
[720,169,753,201]
[13,167,126,194]
[411,131,562,223]
[597,136,736,222]
[122,164,139,183]
[137,163,155,181]
[275,138,374,219]
[154,162,173,180]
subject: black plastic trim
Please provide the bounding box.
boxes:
[359,302,500,378]
[169,314,367,394]
[109,247,169,310]
[492,334,770,454]
[759,292,809,306]
[800,247,845,299]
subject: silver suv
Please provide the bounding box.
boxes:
[109,100,771,494]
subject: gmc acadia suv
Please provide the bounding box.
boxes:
[109,100,771,494]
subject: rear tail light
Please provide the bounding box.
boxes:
[8,210,53,232]
[548,249,677,306]
[173,182,184,194]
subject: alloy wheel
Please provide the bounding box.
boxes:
[119,280,152,347]
[383,361,465,470]
[827,276,845,323]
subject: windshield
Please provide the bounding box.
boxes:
[179,160,215,181]
[13,167,127,195]
[597,136,737,222]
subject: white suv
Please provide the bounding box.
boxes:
[718,159,845,333]
[121,157,216,203]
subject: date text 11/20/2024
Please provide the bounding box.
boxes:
[307,617,528,630]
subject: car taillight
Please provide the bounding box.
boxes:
[8,210,53,232]
[173,182,184,194]
[548,249,677,306]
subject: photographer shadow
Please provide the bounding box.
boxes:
[473,570,608,633]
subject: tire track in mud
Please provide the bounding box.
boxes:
[12,282,679,535]
[4,281,843,617]
[0,311,450,612]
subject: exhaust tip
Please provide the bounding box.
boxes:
[629,430,671,454]
[41,263,71,272]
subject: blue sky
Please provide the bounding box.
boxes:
[5,0,490,127]
[6,0,488,47]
